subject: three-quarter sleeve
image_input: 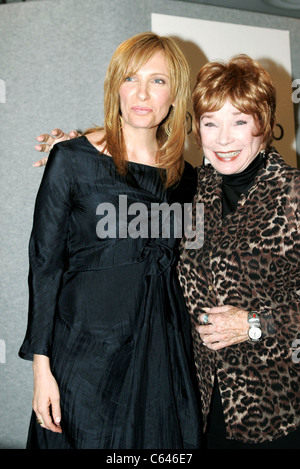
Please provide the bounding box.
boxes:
[19,144,73,360]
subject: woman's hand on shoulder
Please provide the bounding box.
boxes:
[33,129,81,167]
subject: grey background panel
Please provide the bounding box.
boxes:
[0,0,299,448]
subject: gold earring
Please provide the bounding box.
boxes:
[106,114,113,129]
[165,119,173,137]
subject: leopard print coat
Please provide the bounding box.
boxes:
[177,148,300,444]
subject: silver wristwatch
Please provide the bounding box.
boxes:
[248,311,262,342]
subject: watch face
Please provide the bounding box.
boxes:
[249,327,262,340]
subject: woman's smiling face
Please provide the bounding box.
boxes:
[200,99,264,175]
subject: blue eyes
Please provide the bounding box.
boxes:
[124,77,165,84]
[204,120,247,127]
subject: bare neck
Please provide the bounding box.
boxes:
[122,126,158,166]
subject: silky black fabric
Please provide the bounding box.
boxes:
[19,136,201,449]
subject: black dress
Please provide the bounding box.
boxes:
[19,136,201,449]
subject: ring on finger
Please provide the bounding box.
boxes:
[36,418,44,425]
[202,313,209,324]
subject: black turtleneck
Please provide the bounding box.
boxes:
[221,152,265,218]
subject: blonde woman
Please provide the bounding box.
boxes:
[19,33,201,449]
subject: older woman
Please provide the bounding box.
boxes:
[177,54,300,449]
[19,32,201,449]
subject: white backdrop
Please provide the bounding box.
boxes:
[152,13,297,168]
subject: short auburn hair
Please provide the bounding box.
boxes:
[192,54,276,149]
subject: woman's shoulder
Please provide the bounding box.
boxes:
[52,128,106,155]
[195,162,216,183]
[49,129,110,170]
[267,147,300,186]
[84,128,110,154]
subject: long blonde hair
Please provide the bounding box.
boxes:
[85,32,190,188]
